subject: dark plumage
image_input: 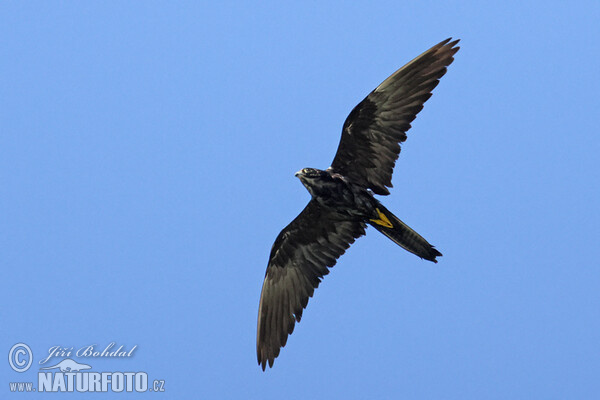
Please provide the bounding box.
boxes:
[257,38,459,370]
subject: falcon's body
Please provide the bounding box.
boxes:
[294,167,442,262]
[257,38,460,370]
[296,168,374,218]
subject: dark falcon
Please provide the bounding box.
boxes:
[257,38,459,370]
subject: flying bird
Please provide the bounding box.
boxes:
[257,38,459,370]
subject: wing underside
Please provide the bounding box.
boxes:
[330,38,460,195]
[257,200,366,370]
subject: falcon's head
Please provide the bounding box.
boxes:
[295,168,331,198]
[294,167,323,179]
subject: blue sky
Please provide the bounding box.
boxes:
[2,1,599,398]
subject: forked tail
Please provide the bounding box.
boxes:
[368,204,442,263]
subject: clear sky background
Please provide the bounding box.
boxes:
[2,1,599,399]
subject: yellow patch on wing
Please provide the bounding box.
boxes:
[370,208,393,228]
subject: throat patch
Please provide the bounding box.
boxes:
[370,208,393,228]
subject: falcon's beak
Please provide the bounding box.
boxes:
[295,170,303,178]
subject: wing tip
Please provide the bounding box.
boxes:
[257,348,278,371]
[435,37,461,61]
[257,346,277,371]
[439,37,461,47]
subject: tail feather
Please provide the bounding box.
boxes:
[369,204,442,263]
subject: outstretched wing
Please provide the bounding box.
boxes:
[257,200,366,370]
[330,38,460,195]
